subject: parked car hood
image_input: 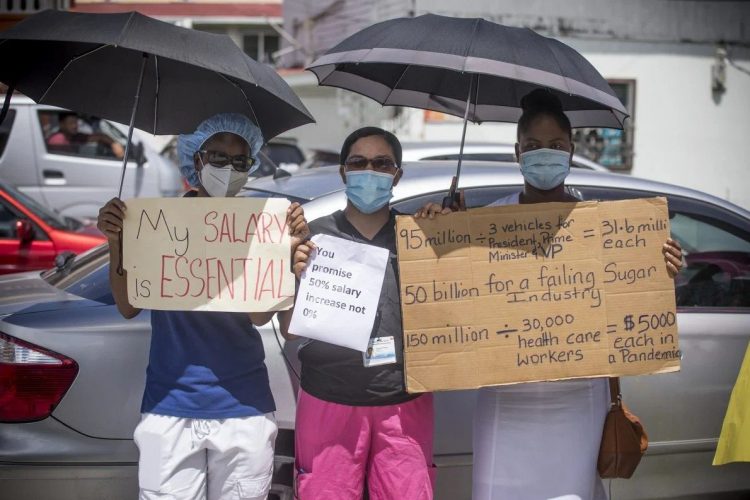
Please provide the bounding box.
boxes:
[0,271,102,319]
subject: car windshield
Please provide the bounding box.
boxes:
[242,166,346,203]
[1,182,69,230]
[42,243,113,304]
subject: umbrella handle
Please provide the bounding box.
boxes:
[116,234,124,276]
[441,176,466,211]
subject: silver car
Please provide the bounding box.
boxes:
[1,162,749,499]
[400,141,611,171]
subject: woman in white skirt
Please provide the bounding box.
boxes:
[416,89,684,500]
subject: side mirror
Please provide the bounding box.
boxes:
[55,250,76,270]
[15,219,34,244]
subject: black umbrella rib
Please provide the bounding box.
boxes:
[382,64,412,106]
[39,44,112,103]
[473,73,480,122]
[216,72,262,137]
[115,12,137,47]
[540,39,572,96]
[460,18,481,72]
[152,55,160,135]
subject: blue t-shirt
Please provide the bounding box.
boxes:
[141,310,276,419]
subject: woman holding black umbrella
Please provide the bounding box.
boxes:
[416,89,684,499]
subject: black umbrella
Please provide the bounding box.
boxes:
[0,9,314,196]
[308,14,627,204]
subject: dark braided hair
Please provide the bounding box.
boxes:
[517,89,572,141]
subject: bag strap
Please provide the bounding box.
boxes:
[608,377,622,407]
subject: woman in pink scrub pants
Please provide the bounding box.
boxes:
[283,127,435,500]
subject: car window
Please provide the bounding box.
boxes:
[670,213,750,308]
[0,109,16,158]
[575,185,750,309]
[1,183,68,230]
[0,198,18,239]
[253,143,305,177]
[269,143,305,166]
[241,188,308,205]
[421,153,516,162]
[43,244,114,304]
[392,185,523,214]
[62,261,114,304]
[39,110,127,161]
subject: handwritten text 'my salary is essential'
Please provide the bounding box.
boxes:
[133,208,292,302]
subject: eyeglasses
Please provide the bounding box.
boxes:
[344,155,398,173]
[198,150,256,173]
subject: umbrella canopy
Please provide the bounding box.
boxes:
[308,14,627,129]
[0,9,314,140]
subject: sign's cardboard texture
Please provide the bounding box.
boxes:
[396,197,680,393]
[123,197,294,312]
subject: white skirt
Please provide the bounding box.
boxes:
[472,378,609,500]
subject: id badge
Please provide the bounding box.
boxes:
[363,336,397,367]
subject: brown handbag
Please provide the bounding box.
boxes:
[597,377,648,478]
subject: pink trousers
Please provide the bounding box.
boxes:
[294,389,435,500]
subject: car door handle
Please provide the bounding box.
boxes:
[43,170,66,185]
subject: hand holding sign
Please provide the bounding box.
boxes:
[289,234,389,352]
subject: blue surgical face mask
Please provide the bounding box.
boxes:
[519,148,571,191]
[345,170,395,214]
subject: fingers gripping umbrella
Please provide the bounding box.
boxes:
[0,9,314,197]
[308,14,628,206]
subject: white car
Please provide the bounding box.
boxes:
[401,141,610,171]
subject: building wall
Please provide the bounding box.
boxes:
[415,0,749,45]
[281,0,750,209]
[582,40,750,210]
[281,0,410,67]
[279,72,400,152]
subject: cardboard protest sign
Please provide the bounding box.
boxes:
[289,234,390,352]
[122,197,294,312]
[396,197,680,393]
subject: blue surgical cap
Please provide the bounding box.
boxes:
[177,113,264,187]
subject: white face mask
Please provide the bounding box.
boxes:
[198,158,249,197]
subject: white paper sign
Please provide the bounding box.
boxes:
[289,234,390,352]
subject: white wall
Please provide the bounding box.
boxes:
[575,39,750,210]
[280,72,414,153]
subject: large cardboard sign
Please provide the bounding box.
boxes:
[396,197,680,393]
[289,234,390,352]
[123,198,294,312]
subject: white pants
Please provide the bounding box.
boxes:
[134,412,277,500]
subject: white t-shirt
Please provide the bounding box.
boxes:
[487,192,520,207]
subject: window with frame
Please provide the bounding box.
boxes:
[0,199,18,239]
[243,32,281,64]
[38,110,127,161]
[572,80,635,171]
